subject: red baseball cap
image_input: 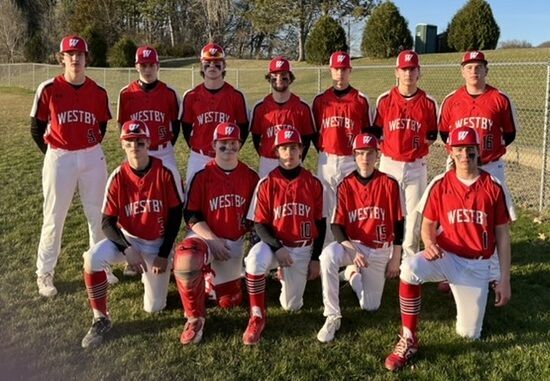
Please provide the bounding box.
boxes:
[269,56,292,73]
[329,51,351,69]
[461,51,488,65]
[447,127,480,147]
[274,127,302,148]
[201,43,225,61]
[59,35,88,53]
[213,122,241,142]
[135,46,159,64]
[396,50,419,69]
[352,133,379,150]
[120,120,150,140]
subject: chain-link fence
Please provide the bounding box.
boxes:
[1,61,549,213]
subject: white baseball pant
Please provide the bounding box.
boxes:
[379,155,427,258]
[149,143,184,197]
[320,241,392,318]
[316,152,356,246]
[400,250,494,339]
[258,157,279,178]
[245,241,312,311]
[185,150,212,191]
[36,145,107,276]
[83,233,171,313]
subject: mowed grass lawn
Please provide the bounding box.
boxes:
[1,87,549,381]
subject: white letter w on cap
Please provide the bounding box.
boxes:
[69,39,79,47]
[284,130,294,139]
[458,131,469,140]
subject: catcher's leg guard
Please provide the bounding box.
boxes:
[215,279,243,309]
[173,238,209,319]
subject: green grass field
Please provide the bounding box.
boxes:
[0,84,549,380]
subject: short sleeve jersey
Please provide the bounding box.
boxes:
[181,82,248,157]
[250,93,315,158]
[333,170,403,247]
[438,85,518,164]
[186,160,259,240]
[312,87,371,156]
[374,87,438,162]
[30,75,111,150]
[421,170,511,259]
[248,167,324,244]
[117,81,180,150]
[102,157,184,240]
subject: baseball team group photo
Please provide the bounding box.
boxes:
[1,0,549,380]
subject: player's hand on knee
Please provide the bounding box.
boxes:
[423,243,442,261]
[209,238,231,261]
[493,279,511,307]
[353,253,368,268]
[307,260,320,280]
[124,246,147,273]
[151,256,168,274]
[275,247,293,267]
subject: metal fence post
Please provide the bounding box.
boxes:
[539,63,550,213]
[191,65,195,88]
[128,68,131,84]
[236,68,240,89]
[317,67,321,94]
[32,63,35,90]
[103,68,107,88]
[8,64,11,87]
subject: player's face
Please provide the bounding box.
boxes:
[354,148,378,171]
[213,139,240,160]
[122,138,150,162]
[395,67,419,86]
[277,143,302,169]
[450,145,479,170]
[270,72,291,93]
[62,51,86,74]
[330,67,351,88]
[202,59,225,80]
[136,63,159,83]
[461,62,488,87]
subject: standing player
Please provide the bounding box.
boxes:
[312,51,372,244]
[81,120,184,348]
[30,35,111,297]
[250,56,315,177]
[384,127,512,371]
[118,46,181,170]
[317,133,404,343]
[172,122,259,344]
[371,50,438,258]
[181,43,249,187]
[242,127,326,345]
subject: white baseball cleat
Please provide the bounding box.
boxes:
[180,317,205,345]
[37,273,57,297]
[317,316,341,343]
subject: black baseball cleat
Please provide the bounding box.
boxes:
[81,317,112,348]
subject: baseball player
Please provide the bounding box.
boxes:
[118,46,181,170]
[384,126,512,371]
[81,120,184,348]
[250,56,316,177]
[317,133,404,343]
[181,43,249,187]
[172,122,259,344]
[371,50,438,258]
[242,127,326,345]
[30,35,111,297]
[312,51,372,245]
[438,50,518,292]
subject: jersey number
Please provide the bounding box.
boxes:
[158,126,167,140]
[300,222,312,239]
[412,136,420,150]
[483,134,493,150]
[87,128,96,144]
[482,231,488,250]
[376,224,387,242]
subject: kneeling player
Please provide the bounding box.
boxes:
[242,127,326,345]
[384,126,512,371]
[173,122,259,345]
[81,120,184,348]
[317,133,404,343]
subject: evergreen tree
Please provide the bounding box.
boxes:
[447,0,500,51]
[305,15,348,65]
[107,37,137,67]
[81,25,108,67]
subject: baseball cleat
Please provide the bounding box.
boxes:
[37,273,57,297]
[180,317,205,345]
[123,263,139,277]
[317,316,341,343]
[81,317,112,348]
[105,266,119,285]
[384,334,419,371]
[242,316,265,345]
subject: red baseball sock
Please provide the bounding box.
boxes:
[245,273,266,317]
[175,274,206,319]
[84,271,108,317]
[399,280,421,335]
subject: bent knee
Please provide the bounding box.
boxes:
[173,238,208,277]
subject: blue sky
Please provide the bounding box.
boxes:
[349,0,550,53]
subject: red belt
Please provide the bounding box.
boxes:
[282,240,312,248]
[366,241,391,249]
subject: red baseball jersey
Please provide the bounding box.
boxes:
[117,81,180,150]
[312,87,371,156]
[249,168,324,245]
[181,82,248,157]
[439,85,518,164]
[186,160,259,240]
[421,170,511,259]
[30,75,111,150]
[333,170,403,247]
[374,87,438,162]
[102,157,184,241]
[250,93,315,158]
